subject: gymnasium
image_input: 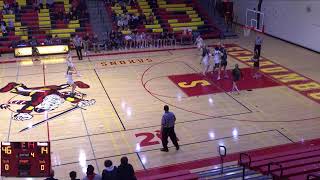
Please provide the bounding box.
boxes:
[0,0,319,179]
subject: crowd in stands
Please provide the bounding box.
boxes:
[51,0,89,23]
[45,156,137,180]
[9,35,62,48]
[70,29,182,58]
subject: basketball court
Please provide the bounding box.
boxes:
[0,26,320,179]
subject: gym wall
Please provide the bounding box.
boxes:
[233,0,320,52]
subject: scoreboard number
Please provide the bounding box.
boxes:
[41,147,49,154]
[1,142,50,177]
[4,164,10,171]
[2,146,12,155]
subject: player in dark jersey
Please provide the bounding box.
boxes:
[220,44,228,78]
[231,64,243,94]
[252,50,260,79]
[32,46,40,61]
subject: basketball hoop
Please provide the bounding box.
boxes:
[243,26,251,37]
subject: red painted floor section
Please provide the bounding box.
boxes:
[136,138,320,178]
[168,68,282,97]
[168,73,223,96]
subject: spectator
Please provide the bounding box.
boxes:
[83,33,90,56]
[83,165,101,180]
[168,31,176,46]
[69,171,80,180]
[117,157,136,180]
[53,35,61,44]
[72,34,83,60]
[7,20,14,31]
[58,9,64,20]
[92,33,99,53]
[3,2,10,14]
[46,0,54,9]
[29,37,38,47]
[147,13,154,25]
[141,13,147,25]
[45,170,58,180]
[44,35,53,45]
[13,2,20,14]
[33,1,40,12]
[0,20,6,27]
[102,160,118,180]
[16,40,28,47]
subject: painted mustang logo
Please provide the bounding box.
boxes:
[0,81,95,122]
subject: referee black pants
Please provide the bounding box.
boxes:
[161,127,179,149]
[254,44,261,58]
[75,46,83,60]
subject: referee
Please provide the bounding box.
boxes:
[160,105,180,152]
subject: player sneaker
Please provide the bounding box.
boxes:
[160,148,169,152]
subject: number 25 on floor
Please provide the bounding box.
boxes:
[135,130,161,147]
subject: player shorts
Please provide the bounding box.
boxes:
[233,76,240,82]
[221,60,227,67]
[67,79,74,85]
[214,63,220,69]
[202,56,209,66]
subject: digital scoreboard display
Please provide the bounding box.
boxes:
[1,142,51,177]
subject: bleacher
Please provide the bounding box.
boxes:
[240,142,320,180]
[106,0,220,38]
[0,0,92,53]
[136,139,320,180]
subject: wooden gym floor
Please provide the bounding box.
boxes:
[0,30,320,179]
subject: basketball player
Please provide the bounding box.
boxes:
[66,66,76,97]
[231,64,243,94]
[220,44,228,78]
[32,46,40,61]
[66,51,79,75]
[212,47,223,80]
[201,46,210,76]
[195,35,204,52]
[254,36,263,58]
[252,50,260,79]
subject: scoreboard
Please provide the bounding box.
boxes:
[1,142,51,177]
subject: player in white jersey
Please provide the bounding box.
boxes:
[66,66,76,96]
[211,47,223,80]
[201,46,210,75]
[66,51,79,75]
[195,35,204,51]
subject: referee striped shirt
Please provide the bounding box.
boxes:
[161,112,176,128]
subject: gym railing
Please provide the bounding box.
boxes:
[239,153,251,180]
[218,145,226,174]
[307,173,320,180]
[267,162,283,179]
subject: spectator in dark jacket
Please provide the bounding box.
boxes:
[102,160,118,180]
[117,157,136,180]
[45,170,58,180]
[82,165,102,180]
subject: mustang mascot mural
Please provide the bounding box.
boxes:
[0,81,95,132]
